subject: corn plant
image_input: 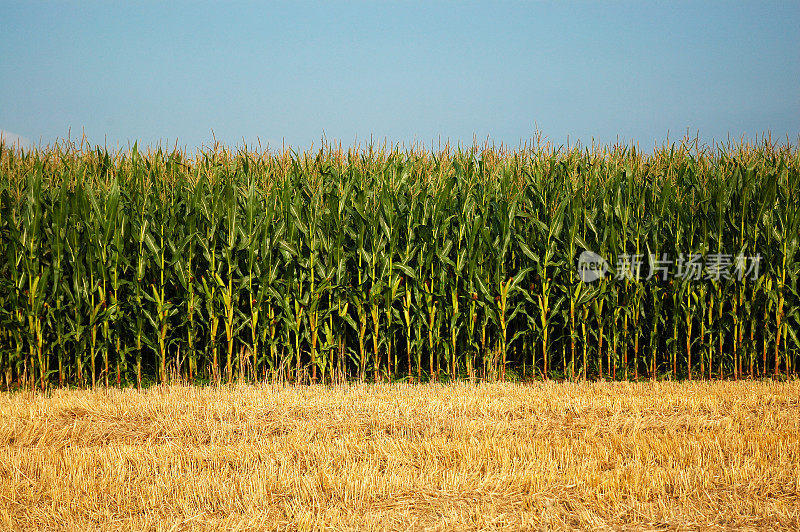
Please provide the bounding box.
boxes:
[0,139,797,387]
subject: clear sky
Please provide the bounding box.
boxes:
[2,1,798,151]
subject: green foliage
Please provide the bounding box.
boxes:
[0,139,798,388]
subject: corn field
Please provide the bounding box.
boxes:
[0,138,798,389]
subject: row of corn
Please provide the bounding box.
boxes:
[0,139,798,389]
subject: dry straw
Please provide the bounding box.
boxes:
[0,381,798,529]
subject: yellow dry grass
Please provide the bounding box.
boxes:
[0,381,798,531]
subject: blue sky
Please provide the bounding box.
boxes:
[2,1,798,151]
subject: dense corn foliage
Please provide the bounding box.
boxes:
[0,139,798,389]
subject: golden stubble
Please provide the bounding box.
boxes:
[0,381,798,530]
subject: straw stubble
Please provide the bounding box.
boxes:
[1,381,797,530]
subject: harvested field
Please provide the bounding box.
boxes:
[1,381,798,530]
